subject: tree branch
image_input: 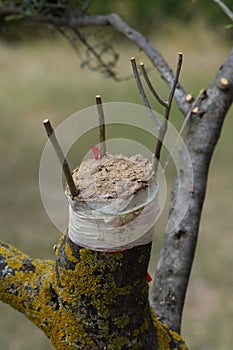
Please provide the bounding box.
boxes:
[72,13,189,116]
[150,48,233,333]
[1,235,188,349]
[213,0,233,21]
[154,53,183,173]
[140,62,168,107]
[0,241,57,337]
[0,7,189,115]
[131,57,162,128]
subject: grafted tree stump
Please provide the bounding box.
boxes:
[0,153,187,349]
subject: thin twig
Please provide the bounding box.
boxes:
[131,57,162,129]
[73,27,118,79]
[0,9,189,113]
[213,0,233,21]
[140,63,168,107]
[95,95,106,158]
[153,53,183,174]
[43,119,78,198]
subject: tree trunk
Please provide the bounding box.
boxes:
[150,48,233,332]
[0,234,187,349]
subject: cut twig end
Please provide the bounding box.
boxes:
[185,94,194,103]
[178,52,183,62]
[192,106,199,114]
[218,77,230,91]
[95,95,106,158]
[43,118,54,138]
[200,88,208,100]
[95,95,102,104]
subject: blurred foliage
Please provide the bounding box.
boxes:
[0,0,232,39]
[91,0,233,35]
[0,0,232,80]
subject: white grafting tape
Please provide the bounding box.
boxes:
[67,183,159,252]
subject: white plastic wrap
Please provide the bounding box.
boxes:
[67,183,159,252]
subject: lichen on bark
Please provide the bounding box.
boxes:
[0,153,188,349]
[0,234,187,349]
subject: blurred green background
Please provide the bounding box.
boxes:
[0,1,232,349]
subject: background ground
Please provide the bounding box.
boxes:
[0,19,232,349]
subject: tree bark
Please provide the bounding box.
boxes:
[0,235,187,349]
[150,48,233,333]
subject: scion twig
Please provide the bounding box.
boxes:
[96,95,106,158]
[137,53,183,174]
[154,53,183,173]
[131,57,162,129]
[43,119,78,198]
[140,63,168,107]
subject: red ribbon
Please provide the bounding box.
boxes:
[90,146,152,283]
[146,272,152,283]
[91,146,99,160]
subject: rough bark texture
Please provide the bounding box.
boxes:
[0,235,187,349]
[150,48,233,333]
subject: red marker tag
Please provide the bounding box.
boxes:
[146,272,152,283]
[91,146,99,160]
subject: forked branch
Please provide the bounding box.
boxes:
[131,57,161,128]
[131,53,183,174]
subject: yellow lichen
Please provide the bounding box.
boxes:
[169,329,186,343]
[109,335,130,349]
[140,318,149,332]
[113,315,130,328]
[150,308,188,349]
[58,246,131,319]
[64,243,78,264]
[138,254,144,264]
[133,328,140,337]
[1,237,188,349]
